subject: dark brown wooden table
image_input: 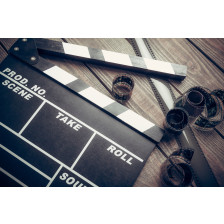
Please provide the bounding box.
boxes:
[0,38,223,187]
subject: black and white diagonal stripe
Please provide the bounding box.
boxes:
[35,39,187,81]
[34,57,164,143]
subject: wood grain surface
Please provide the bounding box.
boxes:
[0,46,7,64]
[0,38,223,187]
[188,38,224,72]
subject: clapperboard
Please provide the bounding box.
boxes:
[0,39,186,187]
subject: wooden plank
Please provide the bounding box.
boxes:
[0,46,7,63]
[0,38,17,50]
[64,38,224,187]
[188,38,224,72]
[215,122,224,137]
[64,38,180,187]
[187,39,224,137]
[147,38,224,186]
[147,38,224,93]
[1,38,222,187]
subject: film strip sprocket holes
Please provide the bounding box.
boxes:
[130,38,219,187]
[33,57,164,143]
[34,39,187,81]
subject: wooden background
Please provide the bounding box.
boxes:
[0,38,223,187]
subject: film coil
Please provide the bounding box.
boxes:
[175,87,224,131]
[164,107,189,135]
[112,75,134,102]
[160,153,194,187]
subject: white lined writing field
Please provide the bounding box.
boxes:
[0,170,22,187]
[73,134,144,187]
[0,146,49,187]
[0,54,158,187]
[1,55,156,160]
[22,103,94,167]
[0,125,60,178]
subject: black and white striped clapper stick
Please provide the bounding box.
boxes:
[35,39,187,81]
[34,57,164,143]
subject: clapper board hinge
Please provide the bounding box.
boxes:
[4,38,164,144]
[9,38,39,65]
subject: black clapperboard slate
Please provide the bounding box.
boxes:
[0,39,164,187]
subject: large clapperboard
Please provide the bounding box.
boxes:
[0,39,186,187]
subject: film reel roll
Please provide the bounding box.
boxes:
[164,108,189,135]
[160,153,194,187]
[175,86,224,131]
[112,75,134,103]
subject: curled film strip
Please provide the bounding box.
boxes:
[112,75,134,103]
[160,154,193,187]
[164,107,189,135]
[175,86,224,131]
[128,38,219,187]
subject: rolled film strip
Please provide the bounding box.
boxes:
[212,89,224,106]
[171,149,195,162]
[112,75,134,102]
[175,87,206,123]
[160,154,193,187]
[175,86,207,109]
[175,86,223,131]
[129,38,219,186]
[164,108,189,135]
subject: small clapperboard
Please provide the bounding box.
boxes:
[0,39,186,187]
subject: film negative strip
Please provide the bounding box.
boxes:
[34,38,187,81]
[129,38,219,187]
